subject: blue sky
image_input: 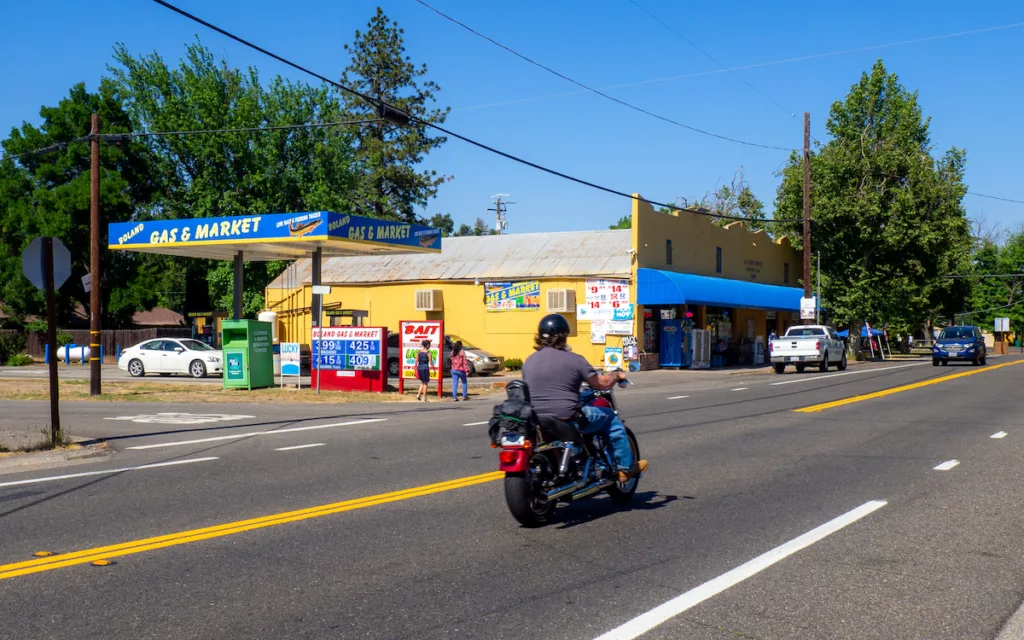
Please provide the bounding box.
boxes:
[2,1,1022,235]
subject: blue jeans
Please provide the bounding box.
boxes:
[451,370,468,399]
[579,405,635,472]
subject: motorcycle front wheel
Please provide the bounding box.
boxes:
[504,452,556,527]
[607,426,641,505]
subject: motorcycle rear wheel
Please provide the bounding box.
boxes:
[504,452,556,527]
[607,427,641,505]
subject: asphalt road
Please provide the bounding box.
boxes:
[1,357,1023,639]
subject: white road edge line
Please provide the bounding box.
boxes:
[667,395,689,400]
[934,460,960,471]
[126,419,387,450]
[731,388,749,392]
[770,362,925,386]
[0,457,219,488]
[463,421,489,427]
[274,443,326,451]
[991,432,1008,439]
[592,499,888,640]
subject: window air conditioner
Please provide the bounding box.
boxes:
[415,289,443,312]
[547,289,576,313]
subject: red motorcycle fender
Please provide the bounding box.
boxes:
[498,447,529,473]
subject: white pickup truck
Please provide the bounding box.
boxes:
[770,325,847,373]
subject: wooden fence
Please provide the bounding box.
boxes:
[0,328,193,361]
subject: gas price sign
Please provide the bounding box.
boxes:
[312,327,383,371]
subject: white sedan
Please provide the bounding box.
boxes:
[118,338,223,378]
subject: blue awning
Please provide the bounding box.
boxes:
[637,268,804,311]
[837,328,883,338]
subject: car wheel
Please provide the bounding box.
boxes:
[467,362,476,376]
[773,363,786,374]
[941,359,948,366]
[819,352,829,373]
[128,358,145,377]
[795,364,806,373]
[932,359,940,367]
[388,358,399,376]
[837,352,848,371]
[981,354,987,365]
[190,360,207,378]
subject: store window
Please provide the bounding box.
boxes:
[705,307,733,345]
[716,247,722,273]
[666,239,673,265]
[784,263,790,284]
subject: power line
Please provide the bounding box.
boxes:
[412,0,792,152]
[453,21,1024,113]
[0,119,383,162]
[150,0,783,222]
[626,0,793,117]
[968,192,1024,205]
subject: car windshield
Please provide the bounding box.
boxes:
[179,339,215,351]
[786,328,825,337]
[448,336,478,349]
[939,328,973,340]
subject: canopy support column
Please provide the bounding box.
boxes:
[233,251,244,320]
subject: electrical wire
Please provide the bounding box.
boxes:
[454,21,1024,113]
[967,192,1024,205]
[150,0,779,222]
[411,0,792,152]
[0,120,382,162]
[626,0,793,117]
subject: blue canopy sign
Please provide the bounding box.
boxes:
[108,211,441,261]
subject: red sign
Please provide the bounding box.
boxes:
[398,320,444,398]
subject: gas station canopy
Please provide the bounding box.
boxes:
[108,211,442,260]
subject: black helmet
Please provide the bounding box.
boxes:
[538,314,570,338]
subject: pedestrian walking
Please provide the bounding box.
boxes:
[450,341,469,401]
[415,339,432,401]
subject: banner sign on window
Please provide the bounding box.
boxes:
[484,281,540,312]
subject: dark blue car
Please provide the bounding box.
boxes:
[932,326,987,366]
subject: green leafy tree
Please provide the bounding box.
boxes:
[110,39,358,315]
[427,213,455,237]
[963,231,1024,329]
[454,217,496,237]
[609,215,631,230]
[657,168,770,232]
[773,60,972,347]
[0,82,159,327]
[340,7,450,223]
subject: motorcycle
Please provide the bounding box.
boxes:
[490,375,641,527]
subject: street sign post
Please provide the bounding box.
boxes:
[22,237,71,446]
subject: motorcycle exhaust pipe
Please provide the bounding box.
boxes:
[545,480,588,502]
[570,480,613,501]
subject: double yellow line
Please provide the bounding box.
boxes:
[0,470,504,581]
[795,359,1024,413]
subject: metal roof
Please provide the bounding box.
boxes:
[267,230,632,287]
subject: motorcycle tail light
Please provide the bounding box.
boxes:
[499,448,528,472]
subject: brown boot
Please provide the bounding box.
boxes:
[618,459,648,483]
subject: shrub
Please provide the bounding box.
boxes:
[504,358,523,371]
[57,332,73,347]
[0,333,27,365]
[5,354,34,367]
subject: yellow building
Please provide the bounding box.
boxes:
[265,195,804,369]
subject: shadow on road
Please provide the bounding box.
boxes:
[553,491,689,530]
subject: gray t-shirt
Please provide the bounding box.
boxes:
[522,347,597,419]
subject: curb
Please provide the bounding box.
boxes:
[0,442,111,474]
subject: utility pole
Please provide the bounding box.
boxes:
[488,193,514,235]
[802,112,812,325]
[89,113,102,395]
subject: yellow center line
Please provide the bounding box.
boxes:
[795,359,1024,413]
[0,470,504,581]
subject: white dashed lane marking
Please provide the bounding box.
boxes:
[934,460,960,471]
[991,432,1008,439]
[125,419,386,450]
[667,396,689,400]
[275,443,325,451]
[0,458,219,488]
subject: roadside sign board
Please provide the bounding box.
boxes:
[995,317,1010,333]
[398,320,444,398]
[800,296,816,320]
[281,342,301,377]
[310,326,387,393]
[81,273,92,293]
[22,237,71,290]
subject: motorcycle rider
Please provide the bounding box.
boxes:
[522,314,648,483]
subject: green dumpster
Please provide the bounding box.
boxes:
[221,320,274,390]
